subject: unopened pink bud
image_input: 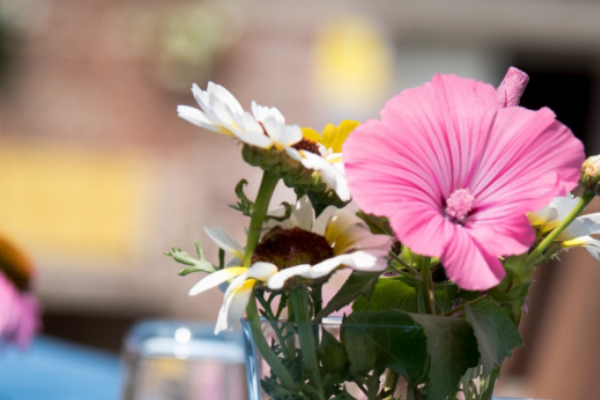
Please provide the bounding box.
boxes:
[497,67,529,108]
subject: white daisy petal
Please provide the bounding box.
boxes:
[252,101,285,124]
[262,196,313,235]
[285,147,303,161]
[247,262,278,280]
[332,174,351,202]
[307,252,386,276]
[561,214,600,240]
[204,227,245,259]
[552,194,579,220]
[262,116,302,147]
[342,251,388,271]
[215,275,255,334]
[334,228,392,256]
[209,94,237,128]
[583,213,600,235]
[280,125,303,147]
[177,106,214,129]
[325,210,367,244]
[191,83,210,111]
[563,235,600,260]
[293,196,314,231]
[267,265,311,290]
[303,255,348,278]
[207,82,244,114]
[348,235,394,256]
[313,206,338,236]
[301,152,350,201]
[189,267,247,296]
[234,112,267,135]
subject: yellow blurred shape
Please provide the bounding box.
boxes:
[312,15,393,110]
[0,141,151,269]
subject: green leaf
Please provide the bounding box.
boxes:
[410,313,479,400]
[433,284,459,315]
[315,271,381,320]
[318,329,349,375]
[465,300,523,376]
[353,278,419,313]
[355,211,394,235]
[342,310,428,384]
[229,179,254,217]
[165,245,215,275]
[503,254,529,276]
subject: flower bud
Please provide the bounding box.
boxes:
[580,155,600,194]
[242,143,342,202]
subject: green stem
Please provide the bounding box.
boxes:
[389,251,419,276]
[256,292,293,360]
[420,257,435,314]
[290,289,325,400]
[381,369,399,400]
[526,190,595,269]
[244,169,280,268]
[481,366,500,400]
[443,294,487,317]
[246,293,296,390]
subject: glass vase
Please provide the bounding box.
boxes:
[242,317,510,400]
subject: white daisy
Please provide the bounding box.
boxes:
[189,226,280,333]
[529,194,600,259]
[189,261,278,334]
[188,197,390,332]
[177,82,303,150]
[285,121,359,202]
[261,196,392,290]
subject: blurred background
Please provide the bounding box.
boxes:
[1,0,600,399]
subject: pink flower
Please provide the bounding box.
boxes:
[343,69,585,290]
[0,274,40,348]
[0,237,41,348]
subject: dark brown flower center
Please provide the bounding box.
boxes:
[252,226,334,269]
[292,138,320,155]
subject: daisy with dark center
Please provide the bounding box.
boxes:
[261,196,392,290]
[187,196,391,332]
[178,82,303,151]
[286,120,360,202]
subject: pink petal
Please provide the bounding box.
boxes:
[379,74,498,194]
[389,203,455,257]
[467,213,534,256]
[496,67,529,108]
[441,227,506,290]
[472,106,584,214]
[344,74,498,257]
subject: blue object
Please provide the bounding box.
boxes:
[0,336,121,400]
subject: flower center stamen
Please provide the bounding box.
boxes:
[292,138,320,155]
[252,226,333,269]
[445,188,475,222]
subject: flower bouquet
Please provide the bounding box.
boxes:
[168,67,597,400]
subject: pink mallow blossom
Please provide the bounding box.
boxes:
[0,237,41,348]
[343,68,584,290]
[0,273,39,348]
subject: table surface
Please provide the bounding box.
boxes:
[0,336,536,400]
[0,336,121,400]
